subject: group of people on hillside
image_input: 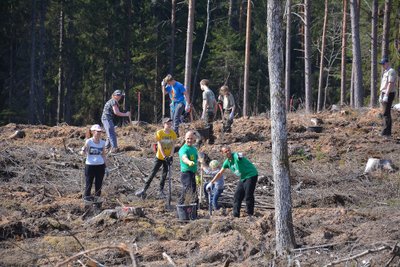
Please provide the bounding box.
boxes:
[81,56,397,219]
[81,74,258,219]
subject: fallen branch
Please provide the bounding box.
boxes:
[323,245,391,267]
[55,243,137,267]
[162,252,177,267]
[292,241,353,253]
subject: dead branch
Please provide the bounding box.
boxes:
[55,243,137,267]
[323,245,391,267]
[162,252,177,267]
[292,241,353,253]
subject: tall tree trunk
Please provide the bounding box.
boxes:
[169,0,176,74]
[285,0,292,112]
[29,0,37,124]
[155,3,160,122]
[267,0,296,255]
[304,0,312,113]
[57,0,64,123]
[350,62,354,107]
[9,2,15,122]
[239,0,245,33]
[192,0,210,106]
[184,0,195,99]
[370,0,378,107]
[243,0,251,117]
[340,0,348,106]
[228,0,238,30]
[64,66,72,124]
[37,0,46,124]
[382,0,392,58]
[124,0,132,117]
[317,0,328,112]
[350,0,363,108]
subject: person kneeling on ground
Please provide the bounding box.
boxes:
[202,159,225,213]
[135,117,177,199]
[209,145,258,218]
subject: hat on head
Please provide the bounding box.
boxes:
[379,57,389,65]
[90,124,104,132]
[113,90,123,96]
[162,117,173,123]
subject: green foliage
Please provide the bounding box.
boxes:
[1,0,399,125]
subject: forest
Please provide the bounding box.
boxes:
[0,0,399,126]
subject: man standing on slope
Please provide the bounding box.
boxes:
[161,75,191,136]
[379,57,397,137]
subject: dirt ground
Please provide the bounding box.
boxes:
[1,108,400,266]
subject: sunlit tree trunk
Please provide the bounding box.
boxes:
[304,0,312,113]
[29,0,37,124]
[285,0,292,112]
[169,0,176,74]
[192,0,210,105]
[382,0,392,58]
[243,0,251,117]
[267,0,296,255]
[370,0,378,107]
[184,0,195,99]
[317,0,328,112]
[37,0,46,124]
[340,0,348,106]
[350,0,363,108]
[57,0,64,123]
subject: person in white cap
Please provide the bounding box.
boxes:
[379,57,397,137]
[101,90,131,153]
[81,124,107,205]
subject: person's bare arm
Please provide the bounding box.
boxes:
[112,104,130,117]
[210,168,226,184]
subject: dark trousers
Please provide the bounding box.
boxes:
[233,175,258,217]
[85,164,105,197]
[382,92,395,136]
[223,109,233,132]
[204,111,215,143]
[144,158,168,191]
[178,171,197,205]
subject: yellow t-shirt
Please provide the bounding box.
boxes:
[155,129,177,160]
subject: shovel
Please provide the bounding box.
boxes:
[207,186,212,217]
[165,160,174,211]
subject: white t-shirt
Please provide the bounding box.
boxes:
[380,68,397,93]
[85,138,106,165]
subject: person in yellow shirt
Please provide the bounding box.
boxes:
[135,117,177,199]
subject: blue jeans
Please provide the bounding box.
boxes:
[102,118,117,148]
[171,102,185,134]
[204,182,224,210]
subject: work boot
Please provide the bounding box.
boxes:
[135,188,147,199]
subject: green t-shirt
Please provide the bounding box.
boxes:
[178,143,198,173]
[222,152,258,181]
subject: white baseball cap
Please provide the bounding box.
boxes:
[90,124,104,132]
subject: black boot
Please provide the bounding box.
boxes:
[135,188,147,199]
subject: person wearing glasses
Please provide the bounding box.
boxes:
[207,145,258,219]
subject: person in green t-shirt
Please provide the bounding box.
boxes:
[208,145,258,218]
[178,131,198,205]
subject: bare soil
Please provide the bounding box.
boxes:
[1,108,400,266]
